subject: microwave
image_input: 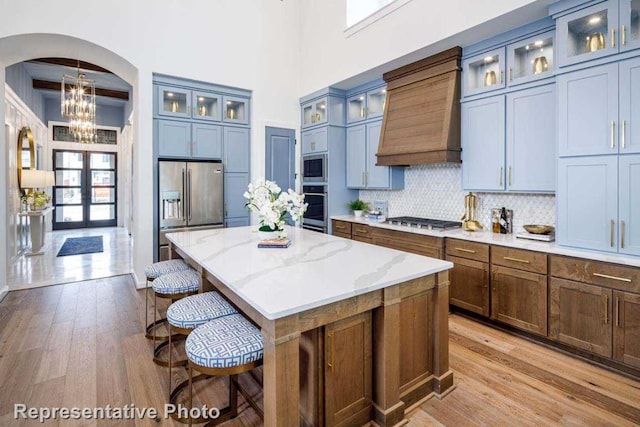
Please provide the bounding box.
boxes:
[302,154,327,182]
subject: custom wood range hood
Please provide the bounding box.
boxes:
[376,46,462,166]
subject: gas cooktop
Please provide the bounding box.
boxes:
[385,216,462,231]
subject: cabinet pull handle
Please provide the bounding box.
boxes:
[503,256,530,264]
[500,70,504,84]
[615,296,620,327]
[610,219,615,247]
[611,28,616,48]
[455,247,476,254]
[622,25,627,45]
[499,166,503,186]
[365,172,368,186]
[593,272,632,283]
[508,166,512,186]
[327,332,334,372]
[604,294,609,324]
[362,172,365,185]
[509,68,513,82]
[356,228,368,234]
[621,220,626,249]
[310,141,316,151]
[611,121,616,149]
[622,120,626,149]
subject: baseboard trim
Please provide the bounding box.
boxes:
[0,286,8,303]
[131,270,146,289]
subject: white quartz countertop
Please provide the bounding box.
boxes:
[331,215,640,268]
[166,226,453,321]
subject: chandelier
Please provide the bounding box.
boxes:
[61,65,96,143]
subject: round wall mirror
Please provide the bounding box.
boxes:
[17,126,35,190]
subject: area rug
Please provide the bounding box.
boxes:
[56,236,104,257]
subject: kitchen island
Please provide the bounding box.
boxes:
[166,226,454,426]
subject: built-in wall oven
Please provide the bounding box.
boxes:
[302,185,327,233]
[302,154,327,183]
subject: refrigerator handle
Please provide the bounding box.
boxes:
[182,168,186,220]
[188,169,192,221]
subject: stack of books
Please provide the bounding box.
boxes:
[258,238,291,248]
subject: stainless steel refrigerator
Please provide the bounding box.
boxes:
[158,160,223,260]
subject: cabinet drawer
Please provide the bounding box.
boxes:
[446,239,489,262]
[550,255,640,293]
[491,246,547,274]
[332,220,352,236]
[352,223,372,239]
[373,228,443,259]
[302,128,328,154]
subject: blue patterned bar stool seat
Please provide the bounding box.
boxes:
[144,259,191,340]
[150,268,201,367]
[182,313,264,425]
[165,292,237,407]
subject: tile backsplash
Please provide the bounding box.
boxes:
[359,164,556,231]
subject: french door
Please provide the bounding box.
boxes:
[53,150,117,230]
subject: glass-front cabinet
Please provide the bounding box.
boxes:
[462,47,506,96]
[157,85,191,118]
[366,87,387,119]
[347,87,387,123]
[222,96,250,125]
[347,94,367,123]
[302,97,328,128]
[621,0,640,51]
[193,91,221,121]
[507,31,555,85]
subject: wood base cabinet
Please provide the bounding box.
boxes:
[446,255,489,316]
[613,291,640,368]
[324,312,372,427]
[491,265,547,336]
[549,277,613,358]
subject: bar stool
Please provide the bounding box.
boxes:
[183,313,264,426]
[166,292,237,403]
[144,259,192,340]
[151,269,201,366]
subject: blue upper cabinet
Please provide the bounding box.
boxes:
[618,154,640,256]
[506,85,556,192]
[346,86,387,124]
[157,85,192,119]
[301,93,346,129]
[192,124,222,159]
[506,31,556,86]
[157,119,191,158]
[555,1,619,67]
[552,0,640,66]
[462,47,506,97]
[222,96,250,125]
[619,56,640,153]
[192,91,221,122]
[346,125,367,187]
[558,63,618,156]
[301,128,328,155]
[620,0,640,51]
[557,156,619,252]
[462,96,506,191]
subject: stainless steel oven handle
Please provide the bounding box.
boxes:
[302,224,326,232]
[303,192,327,197]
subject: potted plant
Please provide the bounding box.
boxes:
[348,199,369,217]
[244,179,308,240]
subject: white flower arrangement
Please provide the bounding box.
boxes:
[244,179,308,236]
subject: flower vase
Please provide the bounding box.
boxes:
[259,230,279,241]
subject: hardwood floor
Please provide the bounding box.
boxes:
[0,276,638,426]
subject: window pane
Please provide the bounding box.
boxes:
[55,206,83,222]
[92,188,115,203]
[55,152,83,169]
[21,150,32,169]
[55,188,82,205]
[90,204,115,221]
[56,170,82,187]
[92,171,115,186]
[90,153,115,169]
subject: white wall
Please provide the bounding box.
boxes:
[0,0,302,286]
[298,0,553,93]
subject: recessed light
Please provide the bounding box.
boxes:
[534,40,544,47]
[198,97,204,101]
[167,92,174,97]
[525,45,530,50]
[359,96,364,101]
[382,89,386,93]
[484,56,494,62]
[589,16,601,24]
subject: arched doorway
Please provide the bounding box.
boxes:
[0,34,140,294]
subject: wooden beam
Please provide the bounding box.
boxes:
[32,79,129,101]
[29,58,113,74]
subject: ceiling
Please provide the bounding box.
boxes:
[22,60,131,107]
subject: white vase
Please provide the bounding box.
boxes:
[353,210,363,217]
[259,230,279,241]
